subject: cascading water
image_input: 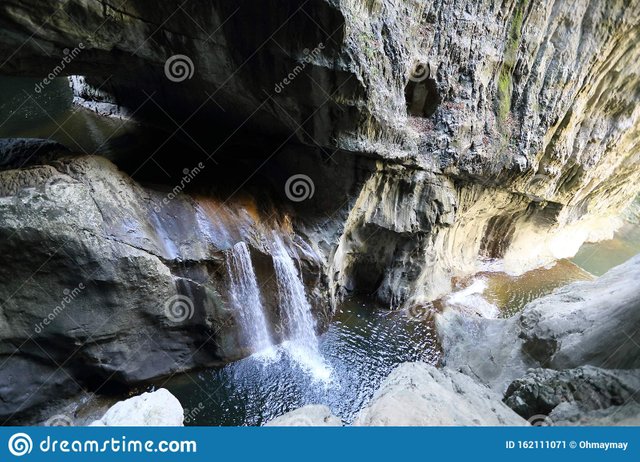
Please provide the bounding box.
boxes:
[271,234,332,381]
[226,242,273,353]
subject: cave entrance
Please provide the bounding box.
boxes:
[405,62,440,118]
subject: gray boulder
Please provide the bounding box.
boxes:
[90,389,184,426]
[504,366,640,421]
[265,405,342,427]
[353,362,528,426]
[437,255,640,393]
[549,402,640,426]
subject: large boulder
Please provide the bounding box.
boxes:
[437,254,640,392]
[90,389,184,426]
[353,362,528,426]
[503,366,640,424]
[264,405,342,427]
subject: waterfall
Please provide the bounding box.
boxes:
[226,242,273,353]
[271,234,332,381]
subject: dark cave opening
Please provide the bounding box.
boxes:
[404,63,441,118]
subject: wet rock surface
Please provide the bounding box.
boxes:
[264,405,342,427]
[437,254,640,394]
[353,362,528,426]
[0,155,328,421]
[0,138,69,170]
[504,366,640,422]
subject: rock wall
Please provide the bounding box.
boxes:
[0,155,328,420]
[1,0,640,421]
[1,0,640,307]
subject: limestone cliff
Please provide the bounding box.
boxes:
[1,0,640,419]
[2,0,639,306]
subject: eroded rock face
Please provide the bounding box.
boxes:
[503,366,640,423]
[353,362,528,426]
[437,254,640,393]
[549,402,640,426]
[0,155,328,420]
[1,1,640,307]
[90,389,184,426]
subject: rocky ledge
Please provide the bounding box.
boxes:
[265,362,527,426]
[437,254,640,425]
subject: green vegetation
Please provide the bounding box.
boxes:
[496,0,526,122]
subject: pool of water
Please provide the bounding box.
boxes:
[449,259,595,318]
[162,298,439,426]
[572,222,640,276]
[0,76,138,157]
[163,221,640,426]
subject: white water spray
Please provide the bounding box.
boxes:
[271,234,332,381]
[226,242,273,353]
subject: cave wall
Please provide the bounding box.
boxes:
[1,0,640,416]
